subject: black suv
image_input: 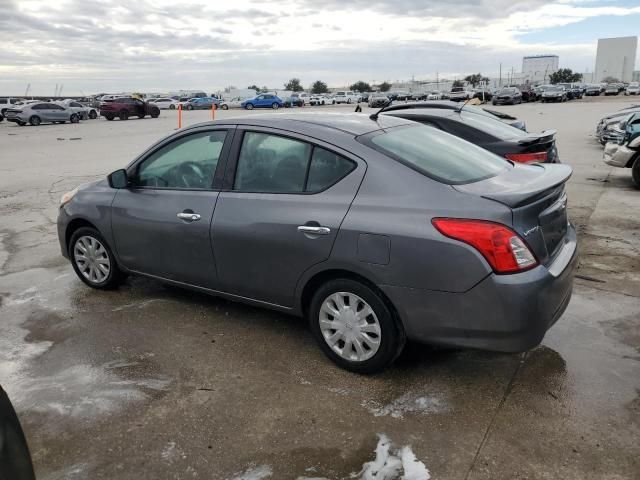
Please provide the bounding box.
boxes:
[99,97,160,121]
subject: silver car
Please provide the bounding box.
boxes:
[5,102,80,126]
[57,113,577,373]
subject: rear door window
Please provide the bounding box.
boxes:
[363,124,508,185]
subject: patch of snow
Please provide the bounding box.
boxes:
[354,435,431,480]
[161,441,186,463]
[230,465,272,480]
[363,392,448,419]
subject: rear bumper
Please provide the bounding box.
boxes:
[382,224,578,353]
[604,144,636,167]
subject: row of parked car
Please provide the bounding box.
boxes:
[0,97,100,125]
[597,103,640,187]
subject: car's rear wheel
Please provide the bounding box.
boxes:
[221,104,229,110]
[631,157,640,189]
[70,114,79,123]
[105,114,114,121]
[89,110,98,119]
[272,102,279,109]
[169,104,175,110]
[245,103,254,110]
[186,104,193,110]
[119,110,129,120]
[29,115,41,126]
[308,278,405,373]
[69,227,124,289]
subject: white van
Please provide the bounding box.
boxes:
[333,91,361,104]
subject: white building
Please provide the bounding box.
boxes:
[522,55,559,84]
[594,37,637,83]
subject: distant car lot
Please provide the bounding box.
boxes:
[0,96,639,479]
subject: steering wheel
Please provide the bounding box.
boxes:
[176,161,207,188]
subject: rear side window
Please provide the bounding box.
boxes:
[460,112,526,139]
[365,125,508,185]
[234,132,355,193]
[307,148,355,192]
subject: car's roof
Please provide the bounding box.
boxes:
[186,112,414,135]
[382,108,459,121]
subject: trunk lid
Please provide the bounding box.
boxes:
[454,163,572,265]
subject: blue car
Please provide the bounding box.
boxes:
[241,94,284,110]
[182,97,221,110]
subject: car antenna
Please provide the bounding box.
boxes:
[455,97,473,113]
[369,100,393,121]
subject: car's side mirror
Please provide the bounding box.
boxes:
[108,169,128,189]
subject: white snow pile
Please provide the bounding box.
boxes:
[355,434,431,480]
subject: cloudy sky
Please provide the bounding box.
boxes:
[1,0,639,95]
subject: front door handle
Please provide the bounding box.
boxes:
[297,225,330,235]
[177,212,201,222]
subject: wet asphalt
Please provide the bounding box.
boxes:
[0,99,638,479]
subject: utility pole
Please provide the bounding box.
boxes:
[436,71,439,91]
[499,63,502,87]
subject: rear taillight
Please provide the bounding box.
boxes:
[432,218,538,274]
[505,152,547,163]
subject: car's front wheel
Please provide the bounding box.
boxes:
[245,103,254,110]
[69,227,125,289]
[308,278,405,373]
[70,114,79,123]
[631,156,640,189]
[272,102,280,109]
[89,110,97,119]
[221,104,228,110]
[29,115,41,126]
[169,104,176,110]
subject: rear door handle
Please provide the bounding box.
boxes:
[177,212,201,221]
[297,225,330,235]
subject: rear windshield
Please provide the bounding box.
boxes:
[460,112,527,139]
[365,125,509,185]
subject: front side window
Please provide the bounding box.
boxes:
[365,125,508,185]
[136,131,227,189]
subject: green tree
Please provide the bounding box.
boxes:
[247,84,260,92]
[549,68,583,84]
[378,81,391,92]
[284,78,304,92]
[350,80,371,93]
[311,80,329,94]
[602,75,620,83]
[464,73,490,87]
[452,79,464,88]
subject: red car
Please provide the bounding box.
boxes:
[100,97,160,121]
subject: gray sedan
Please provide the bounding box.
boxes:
[5,102,80,126]
[57,113,577,373]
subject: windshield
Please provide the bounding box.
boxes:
[365,125,509,185]
[499,88,517,94]
[546,86,562,92]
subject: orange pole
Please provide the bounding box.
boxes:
[212,102,216,120]
[178,103,182,129]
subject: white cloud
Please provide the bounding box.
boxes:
[0,0,637,94]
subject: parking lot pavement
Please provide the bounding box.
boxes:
[1,99,639,479]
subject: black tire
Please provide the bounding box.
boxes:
[119,110,129,120]
[70,114,79,123]
[347,98,352,104]
[89,110,97,119]
[29,115,41,126]
[69,227,125,290]
[105,114,114,121]
[0,115,4,122]
[169,104,176,110]
[150,108,160,118]
[308,278,405,374]
[17,121,26,126]
[221,104,228,110]
[632,157,640,189]
[272,102,279,109]
[246,103,254,110]
[186,104,193,110]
